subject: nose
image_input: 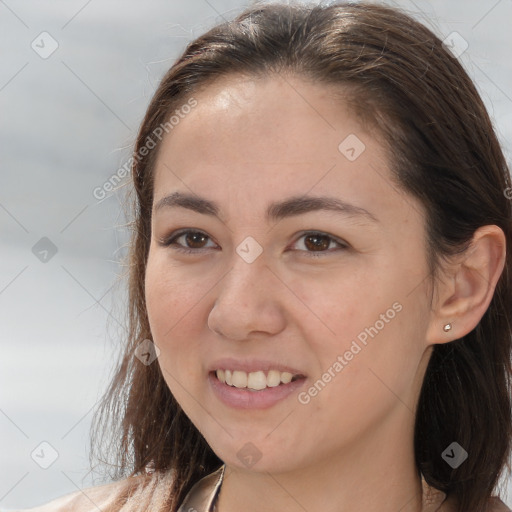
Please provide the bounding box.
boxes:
[207,252,287,342]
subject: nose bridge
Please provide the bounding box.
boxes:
[208,245,285,340]
[219,245,269,306]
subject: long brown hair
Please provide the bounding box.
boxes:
[90,2,512,511]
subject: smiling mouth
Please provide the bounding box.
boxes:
[213,369,304,391]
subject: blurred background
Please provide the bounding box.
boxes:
[1,0,511,509]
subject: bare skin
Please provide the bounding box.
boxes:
[144,73,506,512]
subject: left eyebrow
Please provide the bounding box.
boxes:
[154,191,380,224]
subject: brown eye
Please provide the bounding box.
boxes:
[291,231,348,258]
[161,230,217,254]
[303,233,331,251]
[183,231,208,249]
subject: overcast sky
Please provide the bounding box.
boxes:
[1,0,511,509]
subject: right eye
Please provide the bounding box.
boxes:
[160,229,218,254]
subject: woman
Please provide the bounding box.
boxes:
[19,2,512,511]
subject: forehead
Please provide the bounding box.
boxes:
[165,74,358,163]
[152,73,421,226]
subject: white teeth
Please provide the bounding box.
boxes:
[247,371,266,390]
[231,370,247,388]
[215,369,301,390]
[280,372,293,384]
[267,370,281,387]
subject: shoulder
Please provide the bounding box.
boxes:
[487,497,512,512]
[440,494,511,512]
[422,476,511,512]
[10,473,154,512]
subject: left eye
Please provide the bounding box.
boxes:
[291,231,348,257]
[160,230,348,257]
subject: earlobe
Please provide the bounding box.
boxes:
[425,225,506,346]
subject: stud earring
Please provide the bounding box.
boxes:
[443,323,452,332]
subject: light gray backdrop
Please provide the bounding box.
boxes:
[1,0,511,509]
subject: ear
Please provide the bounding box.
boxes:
[425,225,507,346]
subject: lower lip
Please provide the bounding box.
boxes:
[208,372,307,410]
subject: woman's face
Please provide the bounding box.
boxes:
[145,74,435,474]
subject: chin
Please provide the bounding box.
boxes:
[206,431,305,474]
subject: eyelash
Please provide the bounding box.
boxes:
[160,229,348,258]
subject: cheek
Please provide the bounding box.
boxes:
[284,266,389,352]
[295,267,422,401]
[146,254,199,329]
[144,258,205,370]
[145,271,204,417]
[317,309,426,431]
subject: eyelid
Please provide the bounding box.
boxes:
[289,231,348,251]
[159,229,218,251]
[159,228,349,255]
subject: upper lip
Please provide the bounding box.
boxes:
[208,357,306,377]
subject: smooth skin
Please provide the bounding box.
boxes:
[144,73,506,512]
